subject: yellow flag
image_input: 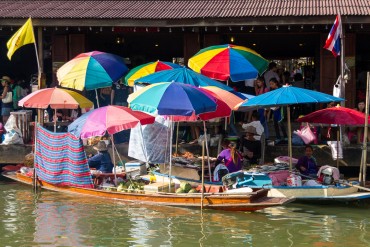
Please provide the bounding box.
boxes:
[7,18,35,60]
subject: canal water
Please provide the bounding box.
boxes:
[1,177,370,247]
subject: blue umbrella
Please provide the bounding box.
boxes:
[134,67,233,92]
[239,85,344,169]
[128,82,217,116]
[239,85,343,108]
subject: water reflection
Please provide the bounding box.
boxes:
[1,179,370,246]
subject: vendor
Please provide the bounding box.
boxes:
[215,139,243,174]
[295,145,318,177]
[240,126,261,165]
[88,141,114,173]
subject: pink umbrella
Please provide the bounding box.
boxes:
[68,105,155,182]
[68,105,155,139]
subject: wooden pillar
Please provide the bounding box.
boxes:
[183,33,200,66]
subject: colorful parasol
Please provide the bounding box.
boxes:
[127,82,217,116]
[19,87,93,132]
[297,105,370,126]
[201,86,245,110]
[171,91,231,122]
[188,44,269,82]
[57,51,128,91]
[240,85,344,169]
[18,87,93,109]
[124,60,182,86]
[68,105,155,139]
[134,67,233,92]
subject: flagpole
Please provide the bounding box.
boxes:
[29,18,43,124]
[340,15,345,107]
[30,18,42,86]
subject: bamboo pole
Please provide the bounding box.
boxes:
[95,89,100,108]
[54,109,57,132]
[111,134,117,185]
[287,106,293,170]
[169,117,174,192]
[203,121,212,182]
[33,119,38,191]
[175,122,180,155]
[361,72,369,185]
[201,139,205,210]
[336,129,340,168]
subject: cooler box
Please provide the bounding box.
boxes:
[125,160,147,175]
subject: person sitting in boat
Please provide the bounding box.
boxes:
[240,126,261,165]
[88,141,114,173]
[295,145,318,178]
[215,140,243,175]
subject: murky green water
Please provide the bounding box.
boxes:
[1,177,370,247]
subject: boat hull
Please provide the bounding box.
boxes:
[2,172,293,211]
[267,185,370,201]
[152,171,370,202]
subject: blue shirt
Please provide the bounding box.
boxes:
[88,152,114,173]
[295,156,317,177]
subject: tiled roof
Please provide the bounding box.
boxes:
[0,0,368,19]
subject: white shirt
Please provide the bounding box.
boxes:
[244,78,255,87]
[242,121,264,140]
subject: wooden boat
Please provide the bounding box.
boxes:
[151,169,370,202]
[1,171,293,211]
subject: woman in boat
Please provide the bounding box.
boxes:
[88,141,114,173]
[295,145,318,177]
[240,126,262,165]
[215,140,243,174]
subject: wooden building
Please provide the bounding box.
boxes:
[0,0,369,106]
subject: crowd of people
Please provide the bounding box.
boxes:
[0,75,30,128]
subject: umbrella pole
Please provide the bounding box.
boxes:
[111,135,117,186]
[287,106,293,170]
[203,121,212,182]
[54,109,57,132]
[169,117,174,192]
[361,72,370,185]
[175,122,179,155]
[33,120,38,192]
[95,89,100,108]
[201,139,205,210]
[336,129,340,168]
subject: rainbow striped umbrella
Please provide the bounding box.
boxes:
[127,82,217,116]
[134,67,233,92]
[57,51,128,91]
[68,105,155,139]
[188,44,269,82]
[125,60,182,86]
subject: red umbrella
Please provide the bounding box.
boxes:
[297,105,369,168]
[297,105,369,125]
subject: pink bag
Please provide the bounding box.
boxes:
[294,124,316,144]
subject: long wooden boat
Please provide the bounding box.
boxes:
[151,170,370,202]
[1,171,293,211]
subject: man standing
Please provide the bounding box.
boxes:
[263,62,280,90]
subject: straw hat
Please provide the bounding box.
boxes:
[93,141,108,151]
[244,126,259,135]
[1,76,11,83]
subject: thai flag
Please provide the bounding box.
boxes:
[323,15,342,57]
